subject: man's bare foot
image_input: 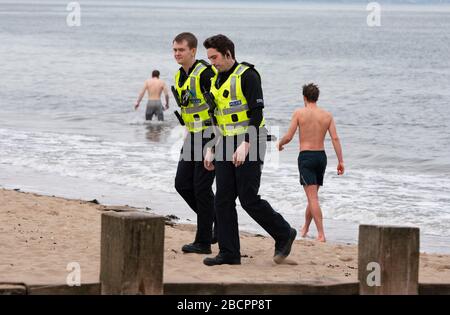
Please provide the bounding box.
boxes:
[316,235,326,242]
[300,226,309,238]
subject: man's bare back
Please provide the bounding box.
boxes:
[145,78,168,101]
[277,94,344,175]
[295,106,332,151]
[134,72,169,111]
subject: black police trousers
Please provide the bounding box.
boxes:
[214,135,292,259]
[174,132,215,245]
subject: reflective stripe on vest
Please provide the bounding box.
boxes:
[229,65,248,101]
[223,120,249,130]
[188,62,206,100]
[181,103,210,115]
[216,104,249,115]
[185,120,211,130]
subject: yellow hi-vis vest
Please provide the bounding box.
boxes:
[210,63,265,137]
[174,61,211,133]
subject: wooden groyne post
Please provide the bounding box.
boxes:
[358,224,420,295]
[100,211,165,295]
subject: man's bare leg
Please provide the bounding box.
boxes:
[304,185,326,242]
[301,186,319,237]
[301,204,312,237]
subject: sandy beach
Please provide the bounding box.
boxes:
[1,188,449,287]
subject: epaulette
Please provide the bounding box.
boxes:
[240,61,255,69]
[240,61,260,79]
[198,59,210,67]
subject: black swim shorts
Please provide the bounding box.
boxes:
[297,150,327,186]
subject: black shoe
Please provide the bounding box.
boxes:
[182,243,212,254]
[203,254,241,266]
[273,228,297,264]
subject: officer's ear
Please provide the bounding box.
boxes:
[225,50,231,59]
[191,47,197,57]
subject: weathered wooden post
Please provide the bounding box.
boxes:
[358,224,420,295]
[100,211,165,295]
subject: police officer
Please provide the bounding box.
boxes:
[173,32,217,254]
[202,34,296,266]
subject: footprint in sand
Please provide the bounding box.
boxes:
[437,265,450,271]
[338,256,353,262]
[274,259,298,265]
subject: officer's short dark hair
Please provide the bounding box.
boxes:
[152,70,160,78]
[173,32,198,49]
[302,83,320,102]
[203,34,235,59]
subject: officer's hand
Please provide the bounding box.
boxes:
[204,148,215,171]
[233,142,250,167]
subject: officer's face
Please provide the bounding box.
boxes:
[173,40,196,65]
[207,48,230,73]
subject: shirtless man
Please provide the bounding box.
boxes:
[135,70,169,121]
[277,83,344,242]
